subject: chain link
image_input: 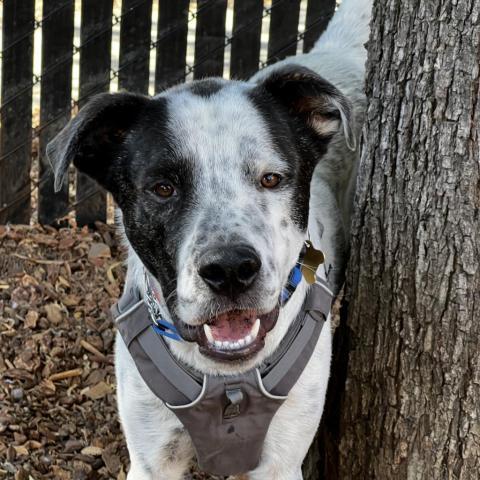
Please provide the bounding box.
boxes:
[0,0,75,59]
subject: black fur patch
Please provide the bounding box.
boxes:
[248,88,330,230]
[188,78,224,98]
[248,65,350,229]
[118,101,197,310]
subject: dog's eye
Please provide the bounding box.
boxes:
[261,173,282,189]
[152,182,175,198]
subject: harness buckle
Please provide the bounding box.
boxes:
[224,388,243,419]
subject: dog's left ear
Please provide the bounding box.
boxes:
[255,65,356,150]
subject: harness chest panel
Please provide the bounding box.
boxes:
[112,279,332,477]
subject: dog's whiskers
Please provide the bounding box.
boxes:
[164,289,178,306]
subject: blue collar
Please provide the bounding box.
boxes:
[144,274,183,341]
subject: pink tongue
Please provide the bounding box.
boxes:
[209,310,256,341]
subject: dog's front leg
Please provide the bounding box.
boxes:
[247,319,332,480]
[116,335,194,480]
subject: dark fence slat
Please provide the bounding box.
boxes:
[267,0,301,65]
[38,0,75,225]
[230,0,263,80]
[193,0,228,79]
[303,0,336,53]
[0,0,35,224]
[76,0,113,227]
[119,0,153,94]
[155,0,190,92]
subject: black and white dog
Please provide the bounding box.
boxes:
[48,0,371,478]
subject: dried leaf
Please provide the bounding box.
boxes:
[81,445,103,456]
[88,243,111,260]
[24,310,39,328]
[44,303,63,325]
[81,382,113,400]
[13,445,29,456]
[117,467,126,480]
[102,449,121,475]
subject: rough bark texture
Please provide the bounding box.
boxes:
[335,0,480,478]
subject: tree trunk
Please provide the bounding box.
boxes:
[329,0,480,478]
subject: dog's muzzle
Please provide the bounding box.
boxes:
[144,241,323,361]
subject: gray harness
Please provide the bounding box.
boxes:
[112,278,333,477]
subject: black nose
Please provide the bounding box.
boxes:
[198,245,262,298]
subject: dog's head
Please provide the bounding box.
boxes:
[48,65,353,365]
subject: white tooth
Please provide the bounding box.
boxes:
[204,324,215,344]
[222,341,231,349]
[251,319,261,340]
[232,341,241,349]
[238,338,246,347]
[214,340,223,349]
[244,334,252,345]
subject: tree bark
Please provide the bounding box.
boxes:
[332,0,480,478]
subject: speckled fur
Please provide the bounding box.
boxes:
[119,1,371,477]
[48,1,372,478]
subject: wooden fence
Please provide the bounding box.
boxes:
[0,0,336,227]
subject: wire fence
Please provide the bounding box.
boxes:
[0,0,336,227]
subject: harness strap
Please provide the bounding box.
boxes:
[260,279,332,395]
[114,301,203,405]
[262,310,320,395]
[304,277,333,316]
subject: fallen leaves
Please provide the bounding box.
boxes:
[0,224,129,479]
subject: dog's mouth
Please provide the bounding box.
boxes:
[196,307,279,361]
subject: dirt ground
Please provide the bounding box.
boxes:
[0,223,218,480]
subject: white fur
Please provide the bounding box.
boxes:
[116,1,372,478]
[164,83,302,332]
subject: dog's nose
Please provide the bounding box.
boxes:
[198,245,262,298]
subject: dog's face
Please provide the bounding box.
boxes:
[48,66,353,364]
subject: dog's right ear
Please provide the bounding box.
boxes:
[253,65,356,150]
[47,92,149,193]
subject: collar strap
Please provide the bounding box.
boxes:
[279,264,303,304]
[144,273,182,341]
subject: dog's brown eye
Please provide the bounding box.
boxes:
[153,182,175,198]
[261,173,282,189]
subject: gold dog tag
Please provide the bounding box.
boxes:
[301,240,325,284]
